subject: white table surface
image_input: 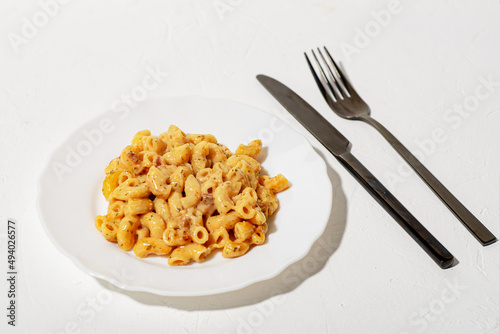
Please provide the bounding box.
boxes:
[1,1,499,333]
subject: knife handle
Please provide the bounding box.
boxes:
[336,152,455,269]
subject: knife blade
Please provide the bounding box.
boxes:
[257,74,455,269]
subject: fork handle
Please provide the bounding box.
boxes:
[360,115,497,246]
[336,151,455,269]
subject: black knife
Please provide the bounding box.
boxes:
[257,74,455,269]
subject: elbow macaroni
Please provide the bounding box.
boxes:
[95,126,289,266]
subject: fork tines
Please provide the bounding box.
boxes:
[305,47,351,102]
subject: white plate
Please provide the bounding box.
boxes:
[37,96,332,296]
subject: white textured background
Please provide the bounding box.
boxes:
[1,0,499,333]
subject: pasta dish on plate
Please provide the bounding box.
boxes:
[94,125,288,266]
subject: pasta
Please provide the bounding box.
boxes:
[95,126,289,266]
